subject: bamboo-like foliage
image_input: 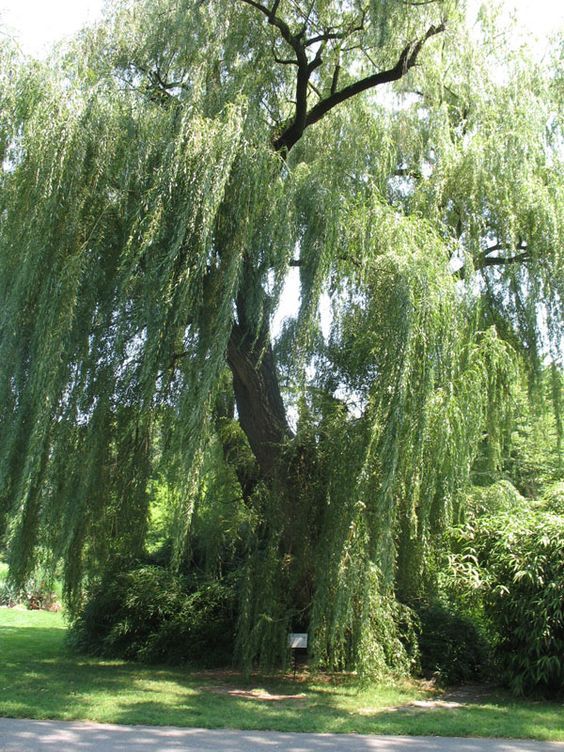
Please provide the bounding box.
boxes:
[0,0,561,673]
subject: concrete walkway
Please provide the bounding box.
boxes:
[1,719,563,752]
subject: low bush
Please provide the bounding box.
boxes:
[450,506,564,696]
[542,482,564,515]
[69,564,236,666]
[416,603,490,685]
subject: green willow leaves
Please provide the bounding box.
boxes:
[0,0,561,673]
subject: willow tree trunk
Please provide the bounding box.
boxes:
[227,321,291,479]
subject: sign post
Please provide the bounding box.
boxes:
[288,632,308,677]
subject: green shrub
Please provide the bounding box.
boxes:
[69,564,236,666]
[542,482,564,515]
[416,603,490,685]
[452,507,564,696]
[138,580,236,665]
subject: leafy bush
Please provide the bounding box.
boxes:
[416,603,490,685]
[138,581,236,665]
[69,564,236,666]
[451,507,564,696]
[542,482,564,515]
[463,480,528,519]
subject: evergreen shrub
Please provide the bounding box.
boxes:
[69,564,235,666]
[542,482,564,515]
[416,603,490,684]
[451,506,564,696]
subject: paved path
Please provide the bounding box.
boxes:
[1,719,563,752]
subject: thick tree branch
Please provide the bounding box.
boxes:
[239,0,314,150]
[273,22,445,152]
[238,1,444,155]
[236,0,272,18]
[479,252,530,269]
[482,240,527,256]
[304,23,445,127]
[457,248,531,279]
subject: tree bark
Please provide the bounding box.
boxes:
[227,319,292,478]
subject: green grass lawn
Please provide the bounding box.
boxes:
[0,607,562,740]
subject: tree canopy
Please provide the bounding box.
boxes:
[0,0,562,673]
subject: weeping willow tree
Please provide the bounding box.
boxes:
[0,0,562,672]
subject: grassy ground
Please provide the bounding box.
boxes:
[0,607,562,740]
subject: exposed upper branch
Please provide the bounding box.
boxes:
[479,252,531,268]
[273,22,446,152]
[237,1,445,155]
[457,247,531,280]
[303,24,445,129]
[482,240,527,256]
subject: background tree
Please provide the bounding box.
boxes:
[0,0,561,673]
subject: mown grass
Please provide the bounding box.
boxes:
[0,607,562,740]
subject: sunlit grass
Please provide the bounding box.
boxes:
[0,607,561,740]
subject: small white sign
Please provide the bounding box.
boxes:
[288,633,308,649]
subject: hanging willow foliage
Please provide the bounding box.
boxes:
[0,0,561,673]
